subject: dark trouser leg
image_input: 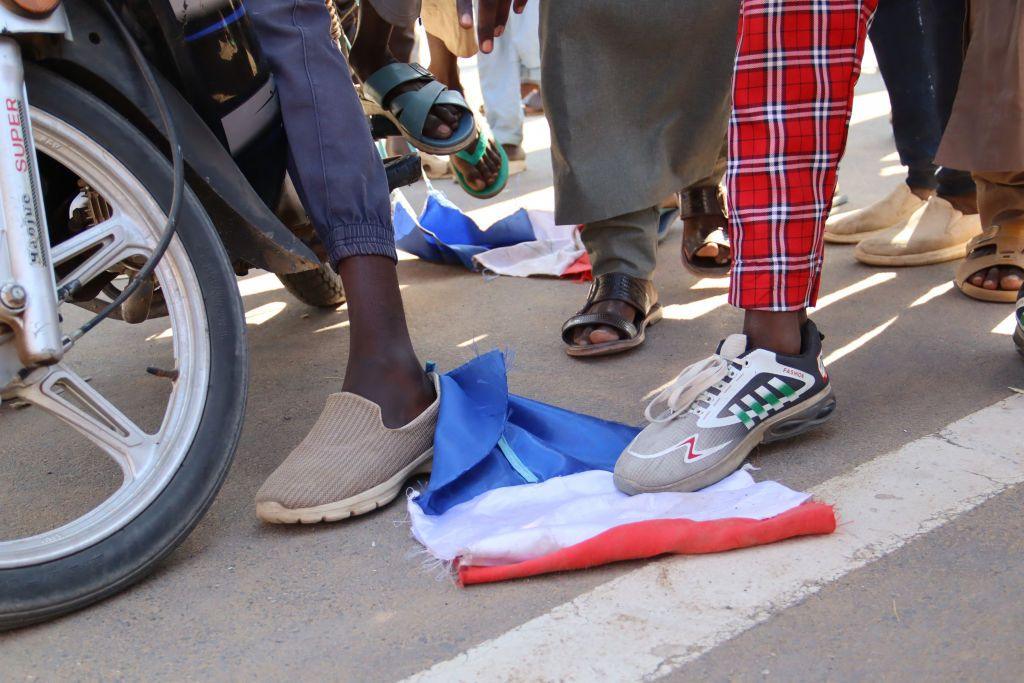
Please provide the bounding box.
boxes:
[869,0,973,196]
[249,0,432,427]
[249,0,394,266]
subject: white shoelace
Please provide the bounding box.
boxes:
[644,355,735,423]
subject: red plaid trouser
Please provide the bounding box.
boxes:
[728,0,878,311]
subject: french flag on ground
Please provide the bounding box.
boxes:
[407,351,836,585]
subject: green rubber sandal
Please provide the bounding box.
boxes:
[360,62,476,155]
[453,133,509,199]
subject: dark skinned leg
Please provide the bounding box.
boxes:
[743,309,807,356]
[421,32,500,191]
[909,185,933,202]
[349,2,460,140]
[337,256,434,428]
[425,33,463,93]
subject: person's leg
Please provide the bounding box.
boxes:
[387,18,416,63]
[964,170,1024,292]
[476,13,525,149]
[729,0,877,353]
[870,0,967,200]
[935,167,978,213]
[424,32,502,191]
[679,142,730,269]
[614,0,877,495]
[513,1,543,115]
[425,32,464,94]
[570,206,660,347]
[831,0,970,246]
[348,0,462,142]
[249,0,432,427]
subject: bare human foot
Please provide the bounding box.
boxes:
[687,214,731,264]
[349,2,462,142]
[680,187,731,269]
[448,136,503,192]
[967,265,1024,293]
[571,299,641,347]
[570,278,657,348]
[952,192,1023,293]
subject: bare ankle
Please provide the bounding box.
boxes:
[743,309,806,355]
[909,185,933,202]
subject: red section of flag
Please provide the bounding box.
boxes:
[561,251,592,282]
[458,502,836,585]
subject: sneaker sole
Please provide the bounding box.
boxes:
[255,447,434,524]
[615,387,836,495]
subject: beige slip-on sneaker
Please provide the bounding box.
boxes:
[824,183,926,244]
[853,195,982,267]
[255,373,440,524]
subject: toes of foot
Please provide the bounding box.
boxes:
[695,243,719,258]
[436,106,459,126]
[426,114,452,139]
[1000,268,1024,291]
[983,267,1001,290]
[588,326,621,345]
[574,326,595,346]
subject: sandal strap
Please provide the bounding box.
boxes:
[561,312,638,344]
[390,80,447,138]
[455,133,489,165]
[363,62,432,105]
[589,272,655,314]
[364,63,471,138]
[679,185,726,219]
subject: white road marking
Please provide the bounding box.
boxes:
[406,394,1024,683]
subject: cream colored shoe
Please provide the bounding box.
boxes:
[255,373,439,524]
[420,152,453,179]
[824,183,926,244]
[853,196,982,267]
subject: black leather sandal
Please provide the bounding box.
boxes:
[561,273,662,357]
[680,185,731,276]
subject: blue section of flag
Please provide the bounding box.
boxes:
[394,189,537,270]
[416,350,640,515]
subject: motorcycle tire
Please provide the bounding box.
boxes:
[277,263,346,308]
[0,67,248,630]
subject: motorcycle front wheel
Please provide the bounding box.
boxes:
[0,68,248,629]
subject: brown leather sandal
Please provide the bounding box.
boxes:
[561,273,662,357]
[679,186,731,276]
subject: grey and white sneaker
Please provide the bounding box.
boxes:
[614,321,836,494]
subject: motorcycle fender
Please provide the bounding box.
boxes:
[37,2,318,274]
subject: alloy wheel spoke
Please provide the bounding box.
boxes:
[49,213,151,295]
[15,363,157,482]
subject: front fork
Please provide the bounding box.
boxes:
[0,35,63,373]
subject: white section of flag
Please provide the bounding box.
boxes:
[408,469,811,567]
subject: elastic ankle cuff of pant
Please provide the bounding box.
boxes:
[328,238,398,269]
